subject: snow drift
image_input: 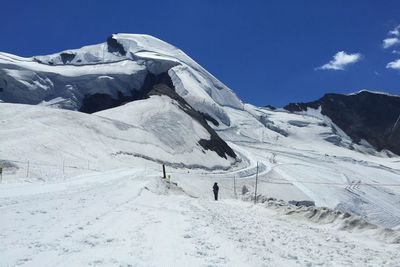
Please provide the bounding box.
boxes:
[243,193,400,244]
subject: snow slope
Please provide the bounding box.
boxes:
[1,99,400,230]
[0,101,236,174]
[1,169,399,267]
[213,104,400,229]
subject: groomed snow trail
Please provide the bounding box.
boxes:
[0,170,399,266]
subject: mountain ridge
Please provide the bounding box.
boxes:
[284,90,400,156]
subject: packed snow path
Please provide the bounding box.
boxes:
[1,169,399,266]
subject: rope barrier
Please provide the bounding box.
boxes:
[2,158,400,187]
[167,170,400,187]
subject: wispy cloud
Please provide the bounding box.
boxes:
[317,51,362,71]
[383,25,400,49]
[386,59,400,70]
[383,37,400,49]
[389,25,400,36]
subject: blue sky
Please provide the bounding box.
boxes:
[2,0,400,107]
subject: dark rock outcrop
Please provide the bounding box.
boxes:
[79,72,171,113]
[284,91,400,155]
[264,105,276,110]
[60,52,76,64]
[107,35,127,55]
[199,112,219,126]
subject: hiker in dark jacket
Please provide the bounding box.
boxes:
[213,182,219,201]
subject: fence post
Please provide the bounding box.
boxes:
[233,174,237,198]
[162,164,166,179]
[26,161,30,178]
[0,167,2,183]
[254,161,259,204]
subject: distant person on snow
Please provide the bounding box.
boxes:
[241,185,249,195]
[213,182,219,201]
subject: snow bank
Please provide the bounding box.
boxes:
[243,193,400,244]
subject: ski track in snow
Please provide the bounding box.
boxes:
[1,170,399,267]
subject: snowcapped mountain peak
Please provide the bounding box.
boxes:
[0,33,243,115]
[30,33,190,67]
[110,33,182,55]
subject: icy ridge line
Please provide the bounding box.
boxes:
[347,89,400,98]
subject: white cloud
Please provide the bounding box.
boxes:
[383,25,400,49]
[317,51,362,71]
[383,37,400,49]
[389,25,400,36]
[386,59,400,70]
[384,26,400,70]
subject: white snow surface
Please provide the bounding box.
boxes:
[1,168,399,266]
[1,99,400,265]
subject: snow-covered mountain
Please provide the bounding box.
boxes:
[0,34,244,164]
[1,33,400,239]
[285,90,400,156]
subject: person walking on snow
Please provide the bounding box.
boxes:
[213,182,219,201]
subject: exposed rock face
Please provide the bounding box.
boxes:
[60,52,76,64]
[79,72,171,113]
[106,35,127,55]
[284,90,400,155]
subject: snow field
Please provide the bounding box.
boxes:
[2,99,400,231]
[1,168,399,267]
